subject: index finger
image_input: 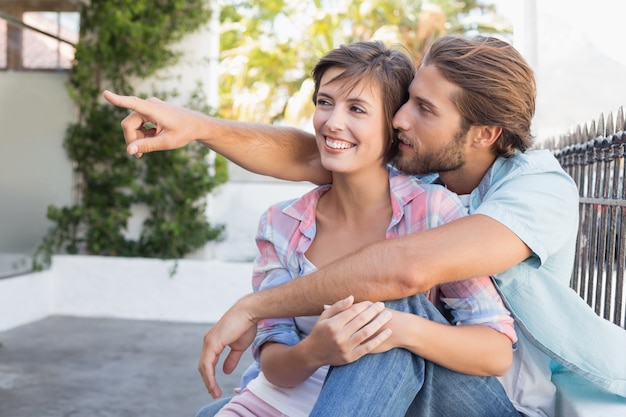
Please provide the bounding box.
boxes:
[103,90,157,155]
[103,90,152,115]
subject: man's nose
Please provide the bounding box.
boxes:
[392,105,408,131]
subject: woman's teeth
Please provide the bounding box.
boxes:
[326,138,355,149]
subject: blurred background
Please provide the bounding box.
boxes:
[1,0,625,276]
[1,3,625,415]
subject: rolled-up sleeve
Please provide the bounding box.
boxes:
[251,209,301,361]
[421,187,517,345]
[439,278,517,345]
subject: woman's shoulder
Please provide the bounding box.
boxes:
[261,184,331,230]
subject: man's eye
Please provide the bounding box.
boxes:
[419,105,432,114]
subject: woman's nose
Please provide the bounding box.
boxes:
[325,109,345,131]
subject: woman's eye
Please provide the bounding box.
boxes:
[316,99,331,106]
[351,106,366,114]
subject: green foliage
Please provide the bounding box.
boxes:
[70,0,212,98]
[218,0,510,124]
[34,0,226,270]
[134,145,226,259]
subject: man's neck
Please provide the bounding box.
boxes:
[439,155,498,195]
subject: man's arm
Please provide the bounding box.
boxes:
[102,90,332,184]
[198,214,531,395]
[243,214,531,321]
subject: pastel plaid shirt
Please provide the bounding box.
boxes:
[250,169,516,361]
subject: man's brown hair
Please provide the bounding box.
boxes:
[423,35,536,156]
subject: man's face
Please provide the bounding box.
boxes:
[392,64,470,176]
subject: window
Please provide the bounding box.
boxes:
[0,1,79,71]
[22,11,78,69]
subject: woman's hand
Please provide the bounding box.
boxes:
[303,296,393,367]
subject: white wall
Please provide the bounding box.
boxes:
[0,255,252,332]
[203,179,314,261]
[0,71,75,264]
[0,268,55,331]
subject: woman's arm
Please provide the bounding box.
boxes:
[252,206,393,388]
[261,297,513,387]
[259,342,317,388]
[381,311,513,376]
[103,90,332,184]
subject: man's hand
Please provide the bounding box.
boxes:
[102,90,204,157]
[197,302,257,399]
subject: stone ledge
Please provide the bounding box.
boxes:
[0,255,252,332]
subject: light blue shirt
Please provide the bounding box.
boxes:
[439,149,626,397]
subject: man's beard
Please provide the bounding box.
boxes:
[392,126,469,176]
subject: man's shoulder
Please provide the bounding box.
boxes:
[475,149,579,213]
[491,149,576,190]
[498,149,563,173]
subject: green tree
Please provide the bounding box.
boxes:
[35,0,227,268]
[218,0,509,125]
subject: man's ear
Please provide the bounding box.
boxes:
[471,125,502,148]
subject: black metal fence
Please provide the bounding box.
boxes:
[540,107,626,328]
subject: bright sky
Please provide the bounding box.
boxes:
[489,0,626,138]
[491,0,626,66]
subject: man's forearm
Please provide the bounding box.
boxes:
[238,236,424,321]
[238,214,532,322]
[104,90,328,183]
[195,117,331,184]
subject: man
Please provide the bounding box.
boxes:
[104,35,626,416]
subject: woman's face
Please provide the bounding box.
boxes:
[312,67,387,175]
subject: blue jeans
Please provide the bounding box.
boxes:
[308,294,519,417]
[195,397,231,417]
[196,294,519,417]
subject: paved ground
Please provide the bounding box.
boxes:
[0,316,253,417]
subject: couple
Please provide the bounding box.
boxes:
[205,40,517,417]
[104,34,626,417]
